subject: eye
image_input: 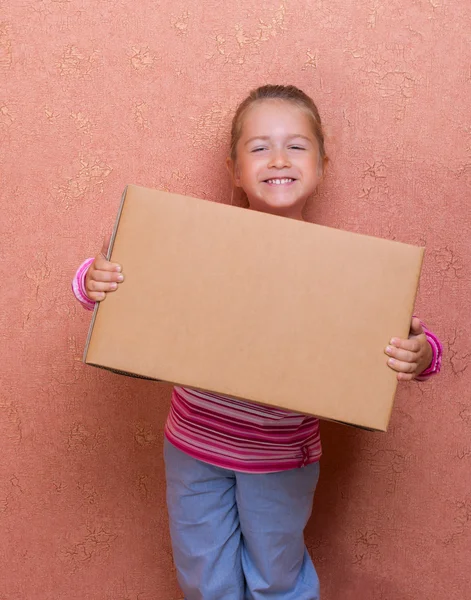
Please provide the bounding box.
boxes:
[288,145,305,151]
[251,147,267,153]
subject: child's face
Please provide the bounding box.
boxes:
[230,100,322,219]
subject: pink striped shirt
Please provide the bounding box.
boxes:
[72,258,442,473]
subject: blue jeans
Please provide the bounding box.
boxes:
[164,439,320,600]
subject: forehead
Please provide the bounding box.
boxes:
[240,99,313,139]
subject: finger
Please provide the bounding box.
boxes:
[389,336,421,352]
[409,317,424,337]
[87,279,120,293]
[385,346,417,363]
[88,269,124,283]
[94,253,122,272]
[97,234,122,272]
[397,371,415,382]
[387,357,417,374]
[87,290,106,302]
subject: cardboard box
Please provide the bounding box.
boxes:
[84,184,424,431]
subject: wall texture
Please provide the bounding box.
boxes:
[1,1,470,598]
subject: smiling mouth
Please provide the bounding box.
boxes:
[264,178,296,185]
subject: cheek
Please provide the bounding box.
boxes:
[304,157,322,182]
[238,161,258,184]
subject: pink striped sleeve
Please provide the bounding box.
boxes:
[416,323,443,381]
[71,258,96,311]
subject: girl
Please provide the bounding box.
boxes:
[72,85,442,600]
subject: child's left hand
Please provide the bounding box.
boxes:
[385,317,433,381]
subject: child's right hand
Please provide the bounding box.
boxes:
[84,235,124,302]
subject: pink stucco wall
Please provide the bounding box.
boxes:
[1,1,470,598]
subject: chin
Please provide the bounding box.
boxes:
[259,197,306,212]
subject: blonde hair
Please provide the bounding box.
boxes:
[229,84,328,169]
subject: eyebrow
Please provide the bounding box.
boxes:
[244,134,313,146]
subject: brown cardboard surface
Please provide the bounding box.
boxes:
[84,184,424,431]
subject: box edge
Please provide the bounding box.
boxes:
[83,185,129,364]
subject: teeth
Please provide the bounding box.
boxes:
[266,178,294,185]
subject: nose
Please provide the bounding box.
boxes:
[268,148,291,169]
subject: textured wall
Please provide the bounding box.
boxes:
[1,1,470,598]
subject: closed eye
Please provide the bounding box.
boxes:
[251,147,268,153]
[289,145,306,150]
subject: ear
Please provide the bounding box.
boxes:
[317,155,328,180]
[226,157,242,187]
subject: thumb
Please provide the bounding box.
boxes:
[100,234,112,259]
[409,316,424,337]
